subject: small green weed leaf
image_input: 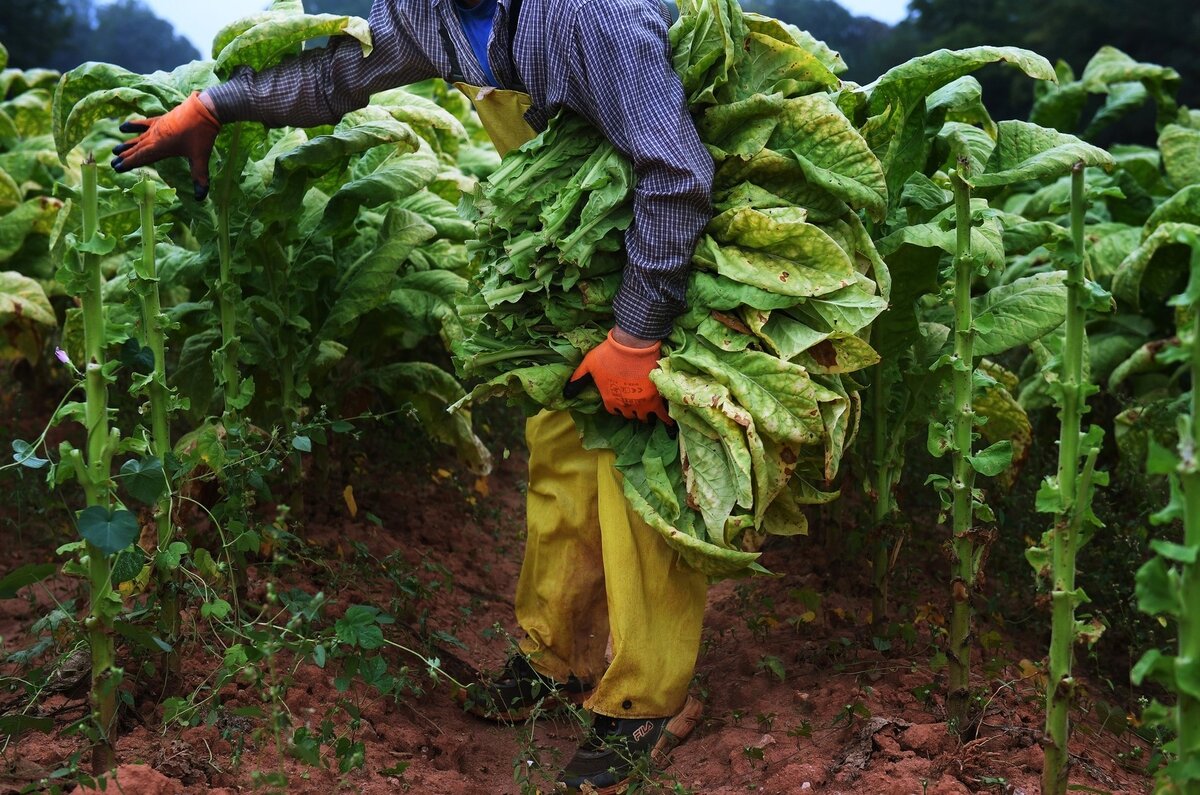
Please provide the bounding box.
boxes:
[336,736,366,773]
[759,655,786,682]
[288,727,322,767]
[380,761,410,777]
[114,619,172,653]
[335,604,387,649]
[0,715,53,737]
[292,435,313,453]
[201,598,232,620]
[162,696,198,726]
[158,541,189,571]
[968,441,1013,477]
[78,506,139,556]
[111,545,146,586]
[120,338,155,374]
[0,563,57,599]
[11,440,49,469]
[120,457,166,505]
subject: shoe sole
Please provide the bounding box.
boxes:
[563,695,706,795]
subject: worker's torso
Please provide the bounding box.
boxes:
[387,0,673,133]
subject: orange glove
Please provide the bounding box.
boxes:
[564,330,672,424]
[111,92,220,200]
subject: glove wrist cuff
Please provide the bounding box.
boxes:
[187,92,222,131]
[606,329,661,358]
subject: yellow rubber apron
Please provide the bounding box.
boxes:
[453,68,706,719]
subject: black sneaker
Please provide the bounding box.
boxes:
[556,696,703,793]
[456,655,591,722]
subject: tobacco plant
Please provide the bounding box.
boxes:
[58,159,127,773]
[1020,163,1111,795]
[1133,227,1200,795]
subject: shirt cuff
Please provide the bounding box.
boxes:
[205,70,255,123]
[612,283,680,340]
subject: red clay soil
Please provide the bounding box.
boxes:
[1,419,1157,795]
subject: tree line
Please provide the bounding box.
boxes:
[4,0,1197,140]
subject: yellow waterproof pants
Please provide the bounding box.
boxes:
[515,410,708,719]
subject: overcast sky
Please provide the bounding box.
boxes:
[143,0,911,56]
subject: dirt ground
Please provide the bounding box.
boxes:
[0,410,1157,795]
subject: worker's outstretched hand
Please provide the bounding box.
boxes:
[564,329,672,424]
[111,92,220,200]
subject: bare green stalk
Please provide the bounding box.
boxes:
[1042,162,1094,795]
[1177,277,1200,792]
[80,157,117,774]
[871,364,897,624]
[947,166,976,728]
[216,125,243,419]
[132,178,179,668]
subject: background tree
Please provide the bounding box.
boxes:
[0,0,198,76]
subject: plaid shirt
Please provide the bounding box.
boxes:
[208,0,714,340]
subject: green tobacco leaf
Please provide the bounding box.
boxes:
[670,0,746,106]
[215,14,372,79]
[723,14,840,102]
[937,121,995,178]
[1112,222,1200,310]
[53,62,185,160]
[972,272,1069,357]
[877,201,1006,273]
[1080,46,1180,117]
[1,200,64,263]
[970,120,1113,188]
[320,145,438,233]
[367,361,491,475]
[699,207,856,298]
[321,208,436,340]
[928,76,995,136]
[974,373,1032,478]
[865,47,1054,121]
[1145,186,1200,236]
[120,457,166,505]
[0,270,55,330]
[1160,125,1200,188]
[860,46,1054,196]
[1085,81,1150,139]
[967,440,1014,476]
[768,94,887,218]
[0,563,57,599]
[669,335,824,447]
[1029,75,1086,133]
[78,506,139,556]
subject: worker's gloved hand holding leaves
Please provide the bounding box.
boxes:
[564,329,672,425]
[111,92,220,200]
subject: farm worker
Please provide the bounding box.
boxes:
[111,0,713,789]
